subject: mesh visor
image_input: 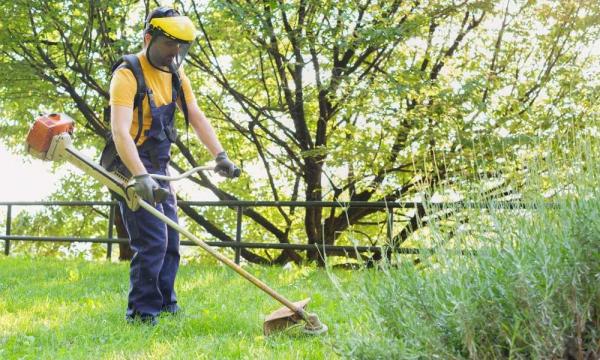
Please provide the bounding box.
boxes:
[147,33,192,72]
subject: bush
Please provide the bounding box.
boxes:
[339,144,600,359]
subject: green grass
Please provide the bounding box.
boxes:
[0,256,357,359]
[3,140,600,359]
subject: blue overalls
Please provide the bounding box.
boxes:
[119,85,180,319]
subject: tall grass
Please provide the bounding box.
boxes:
[339,137,600,359]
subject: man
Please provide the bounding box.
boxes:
[109,7,238,325]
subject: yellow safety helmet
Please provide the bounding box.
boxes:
[144,7,197,72]
[148,16,197,43]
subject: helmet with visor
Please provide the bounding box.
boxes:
[144,7,197,72]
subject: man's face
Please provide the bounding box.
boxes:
[148,35,180,67]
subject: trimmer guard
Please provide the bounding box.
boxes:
[263,298,310,335]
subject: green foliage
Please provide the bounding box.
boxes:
[338,135,600,358]
[181,0,600,254]
[2,0,600,262]
[0,0,141,149]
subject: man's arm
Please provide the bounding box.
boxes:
[184,101,239,177]
[185,101,224,157]
[111,104,147,176]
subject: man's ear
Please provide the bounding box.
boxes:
[144,33,152,46]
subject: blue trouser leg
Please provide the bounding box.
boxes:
[120,198,176,317]
[157,184,180,309]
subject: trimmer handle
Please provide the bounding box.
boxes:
[149,165,241,181]
[149,166,213,182]
[231,167,241,178]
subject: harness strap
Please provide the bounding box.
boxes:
[121,55,148,145]
[170,63,189,137]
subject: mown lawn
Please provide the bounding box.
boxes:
[0,256,357,359]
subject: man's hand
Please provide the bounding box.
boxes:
[215,151,240,178]
[133,174,159,203]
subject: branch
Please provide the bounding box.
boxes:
[430,10,486,80]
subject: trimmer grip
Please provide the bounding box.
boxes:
[232,167,241,178]
[153,187,170,203]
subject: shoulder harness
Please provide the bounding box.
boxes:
[110,54,189,145]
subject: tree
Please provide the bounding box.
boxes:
[1,0,599,264]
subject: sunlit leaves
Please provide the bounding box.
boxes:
[1,0,600,260]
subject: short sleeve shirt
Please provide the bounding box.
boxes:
[109,52,196,145]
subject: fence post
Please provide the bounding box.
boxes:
[107,204,115,260]
[385,208,395,261]
[235,206,242,264]
[4,205,12,255]
[386,208,394,243]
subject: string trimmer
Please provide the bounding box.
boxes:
[25,113,327,335]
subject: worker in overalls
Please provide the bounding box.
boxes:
[109,7,239,325]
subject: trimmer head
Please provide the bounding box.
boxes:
[263,298,328,335]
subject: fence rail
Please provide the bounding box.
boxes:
[1,200,544,263]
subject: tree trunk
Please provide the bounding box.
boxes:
[304,157,325,264]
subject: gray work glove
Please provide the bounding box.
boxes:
[133,174,159,203]
[214,151,240,178]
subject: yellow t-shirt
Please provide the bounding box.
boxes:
[109,52,196,145]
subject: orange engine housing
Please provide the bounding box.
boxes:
[26,113,75,154]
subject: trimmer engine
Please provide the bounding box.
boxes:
[26,113,75,160]
[24,112,137,207]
